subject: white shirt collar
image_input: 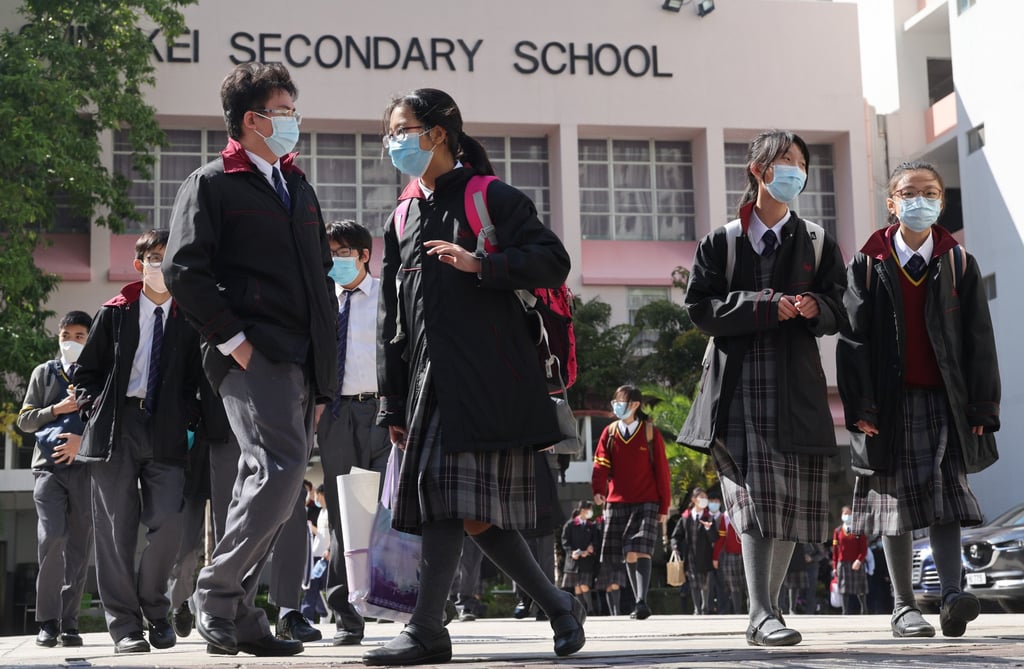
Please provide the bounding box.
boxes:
[245,149,281,185]
[893,227,934,267]
[139,290,171,317]
[418,160,463,199]
[335,271,376,299]
[749,208,792,255]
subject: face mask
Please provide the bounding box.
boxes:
[255,114,300,158]
[582,510,593,520]
[143,262,168,294]
[841,514,852,524]
[708,502,720,513]
[764,164,807,203]
[696,498,709,509]
[898,196,941,232]
[329,257,360,286]
[388,132,434,178]
[314,499,323,509]
[60,340,84,364]
[611,401,631,420]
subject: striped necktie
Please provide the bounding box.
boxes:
[144,306,164,415]
[330,289,356,417]
[905,254,928,281]
[273,166,292,212]
[762,231,779,257]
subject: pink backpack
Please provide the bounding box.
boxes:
[393,175,577,393]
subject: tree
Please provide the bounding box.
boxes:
[568,296,638,409]
[632,299,707,393]
[0,0,194,431]
[640,384,717,508]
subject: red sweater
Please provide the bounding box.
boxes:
[897,260,943,388]
[591,420,672,515]
[712,512,742,560]
[832,526,868,568]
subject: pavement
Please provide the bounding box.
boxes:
[3,613,1024,668]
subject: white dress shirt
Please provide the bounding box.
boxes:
[337,272,380,396]
[126,293,172,398]
[618,420,638,438]
[748,208,792,256]
[893,226,934,269]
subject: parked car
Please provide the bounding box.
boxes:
[912,502,1024,613]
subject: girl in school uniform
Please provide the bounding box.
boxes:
[837,160,1000,639]
[560,501,599,614]
[678,130,847,646]
[831,506,869,615]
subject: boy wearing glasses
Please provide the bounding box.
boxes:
[164,62,337,657]
[75,229,202,654]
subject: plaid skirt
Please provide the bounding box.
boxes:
[391,351,536,534]
[718,551,745,593]
[836,561,867,595]
[596,501,659,587]
[851,389,983,537]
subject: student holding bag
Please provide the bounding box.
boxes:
[369,88,582,666]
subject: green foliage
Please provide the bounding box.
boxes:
[640,385,717,508]
[633,299,707,392]
[0,0,194,430]
[568,296,638,409]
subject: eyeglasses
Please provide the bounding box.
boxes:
[382,125,428,148]
[253,108,302,125]
[891,188,942,201]
[330,247,358,258]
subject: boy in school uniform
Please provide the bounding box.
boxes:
[75,228,202,654]
[17,310,94,648]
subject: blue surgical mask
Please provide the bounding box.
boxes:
[611,401,631,420]
[255,114,300,158]
[841,514,852,524]
[898,196,941,232]
[708,502,720,513]
[329,257,360,286]
[388,132,434,178]
[765,164,807,203]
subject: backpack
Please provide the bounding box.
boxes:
[394,175,577,393]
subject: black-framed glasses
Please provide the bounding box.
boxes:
[382,125,428,147]
[253,108,302,125]
[891,188,942,201]
[330,247,358,258]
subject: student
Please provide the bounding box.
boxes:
[678,130,846,646]
[75,229,202,654]
[316,219,391,646]
[165,62,337,657]
[561,501,599,614]
[592,385,672,621]
[832,506,868,615]
[671,487,717,615]
[712,509,746,615]
[367,87,580,666]
[300,484,330,623]
[17,310,94,648]
[837,160,1000,638]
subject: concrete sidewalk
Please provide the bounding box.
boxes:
[3,613,1024,668]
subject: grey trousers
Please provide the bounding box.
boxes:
[90,407,186,641]
[268,489,311,610]
[167,481,207,609]
[316,396,390,632]
[32,465,94,628]
[194,350,314,643]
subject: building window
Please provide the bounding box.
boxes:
[983,273,996,301]
[578,139,695,241]
[724,142,837,238]
[967,124,985,154]
[627,287,670,325]
[479,137,551,221]
[927,58,954,105]
[957,0,976,15]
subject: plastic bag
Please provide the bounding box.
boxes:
[829,576,842,608]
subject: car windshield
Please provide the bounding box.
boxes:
[988,504,1024,528]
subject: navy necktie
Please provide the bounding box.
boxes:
[273,167,291,212]
[762,231,779,257]
[905,254,928,281]
[330,290,355,417]
[144,306,164,415]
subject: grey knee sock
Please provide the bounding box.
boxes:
[409,519,466,632]
[634,558,652,603]
[606,588,621,616]
[769,540,795,612]
[882,533,915,611]
[930,521,963,599]
[471,527,570,617]
[740,529,775,625]
[625,561,638,601]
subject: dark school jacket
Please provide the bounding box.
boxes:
[836,224,1000,474]
[164,139,338,402]
[377,167,570,453]
[677,204,847,455]
[74,282,202,464]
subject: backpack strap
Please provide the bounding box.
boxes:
[393,199,413,239]
[723,220,743,288]
[804,220,825,273]
[865,256,874,292]
[463,174,500,255]
[644,420,655,467]
[948,244,965,292]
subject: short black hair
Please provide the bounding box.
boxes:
[315,483,325,494]
[303,479,313,490]
[59,310,92,331]
[135,229,169,261]
[325,220,373,262]
[221,62,298,140]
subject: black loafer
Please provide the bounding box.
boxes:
[362,626,452,666]
[207,643,238,655]
[551,595,587,657]
[512,599,531,619]
[115,631,151,654]
[940,591,980,638]
[333,628,365,646]
[193,594,237,655]
[891,605,935,638]
[746,615,802,647]
[172,601,193,638]
[59,629,83,647]
[35,620,59,648]
[148,619,176,649]
[237,634,304,656]
[276,610,322,642]
[632,600,651,620]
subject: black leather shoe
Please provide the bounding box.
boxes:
[193,595,237,655]
[115,631,151,654]
[333,628,365,646]
[207,643,238,655]
[59,629,83,647]
[172,601,193,638]
[237,634,304,656]
[277,610,322,642]
[891,605,936,638]
[512,599,531,619]
[940,591,980,638]
[362,627,452,666]
[35,619,59,648]
[148,619,176,649]
[746,615,802,647]
[633,600,652,620]
[551,595,586,657]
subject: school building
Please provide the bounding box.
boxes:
[0,0,1018,630]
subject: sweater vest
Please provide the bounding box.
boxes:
[898,268,943,388]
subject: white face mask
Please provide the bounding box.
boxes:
[143,261,169,294]
[60,340,84,364]
[696,497,709,509]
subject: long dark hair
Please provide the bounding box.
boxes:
[737,129,810,216]
[886,160,945,226]
[382,88,495,176]
[613,384,650,423]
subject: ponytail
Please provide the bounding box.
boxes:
[458,132,495,176]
